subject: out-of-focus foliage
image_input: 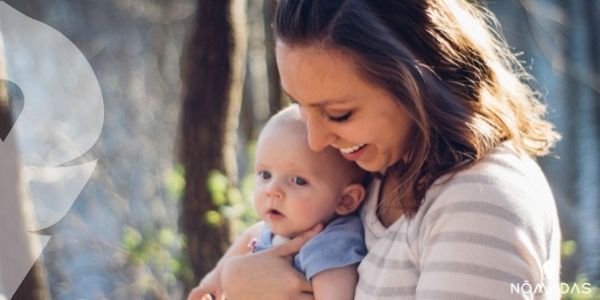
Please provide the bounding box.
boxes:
[561,240,600,299]
[117,164,195,298]
[204,142,260,236]
[165,165,186,203]
[121,226,183,284]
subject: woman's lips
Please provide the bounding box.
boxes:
[340,144,367,161]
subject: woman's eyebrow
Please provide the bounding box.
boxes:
[283,90,350,107]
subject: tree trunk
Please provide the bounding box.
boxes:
[264,0,284,115]
[12,263,49,300]
[179,0,246,292]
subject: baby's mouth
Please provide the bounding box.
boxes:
[267,209,284,217]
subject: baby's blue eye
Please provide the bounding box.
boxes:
[258,171,271,180]
[292,177,308,186]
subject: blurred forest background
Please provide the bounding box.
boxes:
[0,0,598,299]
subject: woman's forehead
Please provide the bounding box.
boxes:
[276,45,371,106]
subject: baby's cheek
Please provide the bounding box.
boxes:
[252,191,264,209]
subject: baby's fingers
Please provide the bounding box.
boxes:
[187,286,213,300]
[214,291,226,300]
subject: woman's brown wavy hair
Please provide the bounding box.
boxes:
[274,0,560,217]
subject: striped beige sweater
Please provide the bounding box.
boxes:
[355,143,561,300]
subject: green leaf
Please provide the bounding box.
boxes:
[204,210,222,226]
[562,240,577,257]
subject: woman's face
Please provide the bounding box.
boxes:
[276,44,413,173]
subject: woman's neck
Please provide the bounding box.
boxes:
[377,172,404,227]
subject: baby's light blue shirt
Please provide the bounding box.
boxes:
[255,214,366,280]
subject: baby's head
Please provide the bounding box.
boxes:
[254,106,367,238]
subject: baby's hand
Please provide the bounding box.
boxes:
[187,268,224,300]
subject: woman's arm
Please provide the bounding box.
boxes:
[311,265,358,300]
[220,224,323,300]
[187,222,265,300]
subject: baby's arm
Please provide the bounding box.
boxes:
[311,264,358,300]
[187,221,264,300]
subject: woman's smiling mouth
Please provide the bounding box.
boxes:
[339,144,365,154]
[338,144,367,161]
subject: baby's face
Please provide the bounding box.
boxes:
[253,125,354,238]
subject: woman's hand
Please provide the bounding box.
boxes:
[220,224,323,300]
[187,268,224,300]
[187,222,267,300]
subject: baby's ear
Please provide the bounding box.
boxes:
[336,183,366,215]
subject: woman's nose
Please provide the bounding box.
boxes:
[305,115,335,152]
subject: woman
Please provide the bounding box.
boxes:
[218,0,561,299]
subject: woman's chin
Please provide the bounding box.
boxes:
[356,159,384,173]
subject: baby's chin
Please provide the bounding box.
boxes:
[271,233,291,246]
[268,225,305,240]
[269,227,296,238]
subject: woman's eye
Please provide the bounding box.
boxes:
[292,177,308,186]
[258,171,271,180]
[328,112,352,123]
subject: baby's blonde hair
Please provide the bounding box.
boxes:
[262,105,367,186]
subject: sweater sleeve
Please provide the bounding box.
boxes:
[414,177,560,299]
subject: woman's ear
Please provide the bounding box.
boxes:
[336,183,366,215]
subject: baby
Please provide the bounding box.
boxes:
[188,106,367,300]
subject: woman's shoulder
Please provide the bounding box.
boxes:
[416,141,557,230]
[407,143,561,295]
[431,142,552,201]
